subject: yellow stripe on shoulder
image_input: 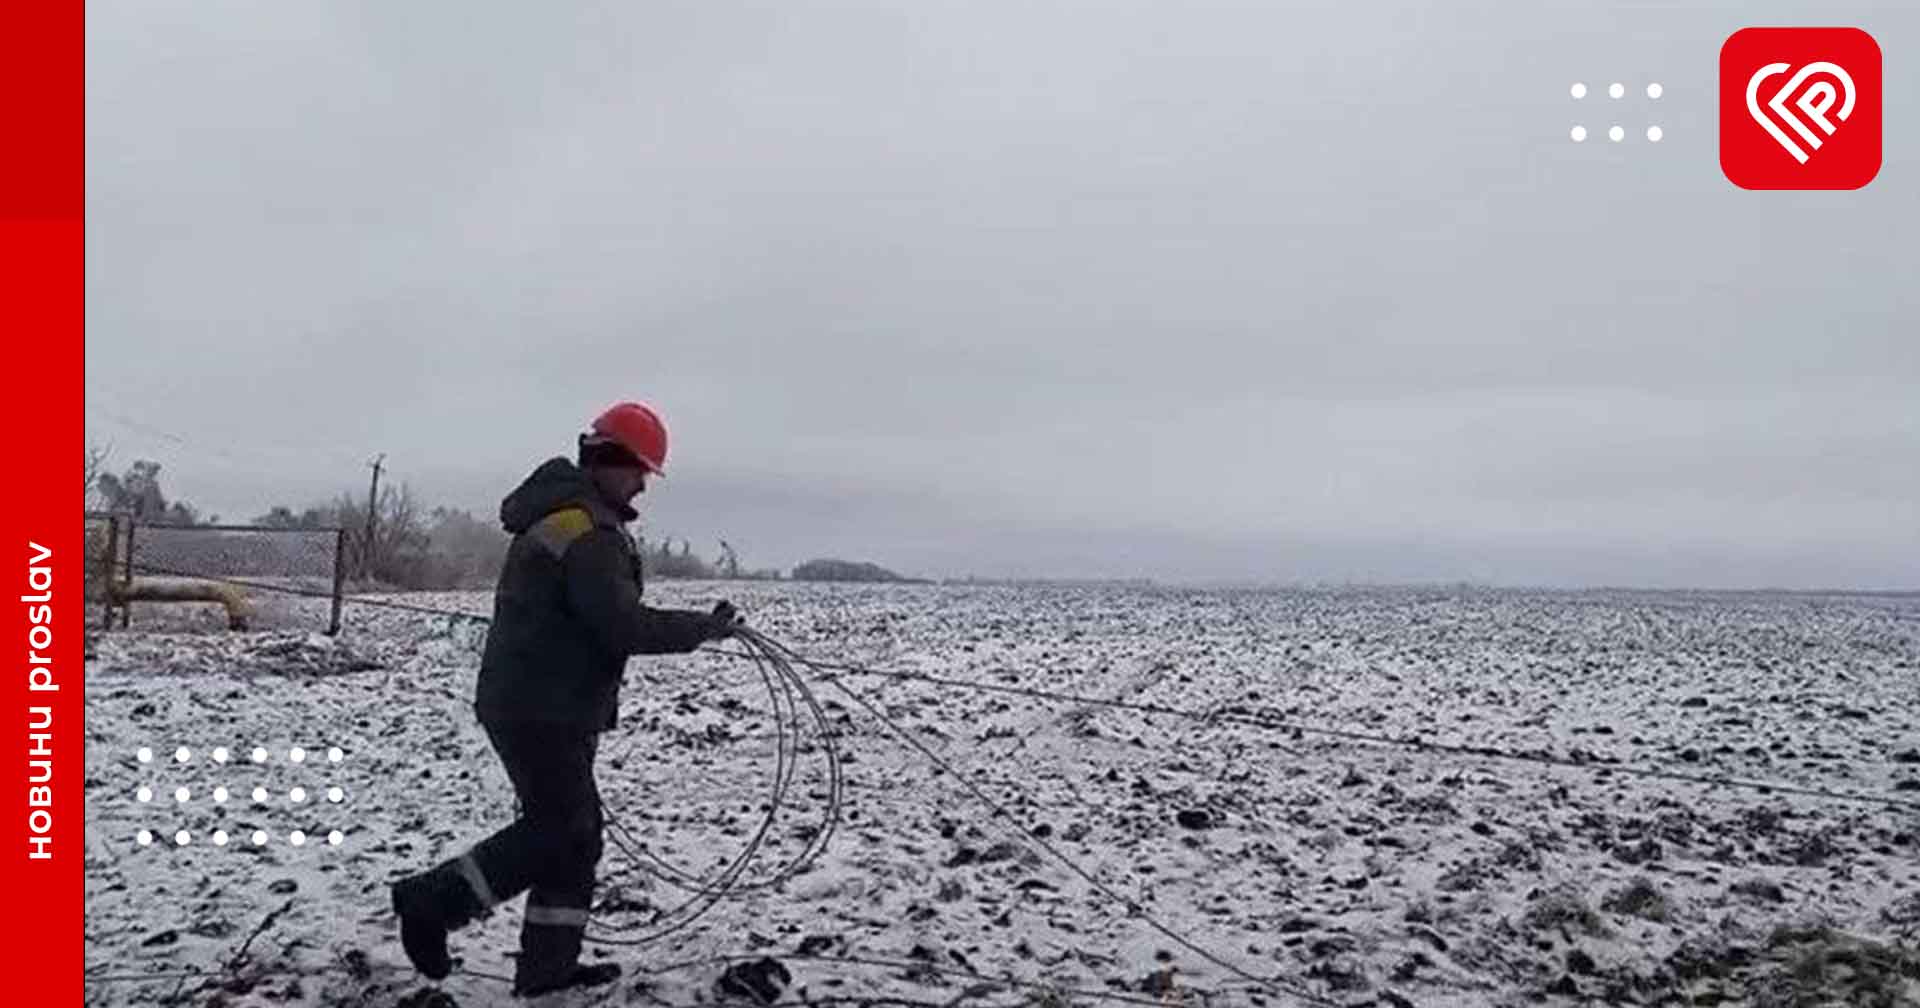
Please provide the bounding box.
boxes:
[529,506,595,558]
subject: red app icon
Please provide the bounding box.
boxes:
[1721,27,1881,190]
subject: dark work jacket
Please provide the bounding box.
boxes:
[474,458,711,732]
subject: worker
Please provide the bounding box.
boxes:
[390,401,742,996]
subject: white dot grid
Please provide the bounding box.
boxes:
[132,743,356,854]
[132,824,354,851]
[1569,81,1662,145]
[142,742,354,762]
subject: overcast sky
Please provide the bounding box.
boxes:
[86,1,1916,588]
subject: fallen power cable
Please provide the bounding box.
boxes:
[587,626,845,947]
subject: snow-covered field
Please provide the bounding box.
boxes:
[84,583,1920,1007]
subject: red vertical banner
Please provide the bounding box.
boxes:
[1,2,85,1004]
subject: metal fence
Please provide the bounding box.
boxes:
[86,512,347,633]
[84,511,130,631]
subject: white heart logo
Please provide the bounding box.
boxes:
[1746,61,1857,163]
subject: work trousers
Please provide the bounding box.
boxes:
[458,720,605,971]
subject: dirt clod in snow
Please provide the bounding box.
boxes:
[716,956,792,1004]
[1602,876,1673,922]
[1732,877,1787,904]
[395,988,457,1008]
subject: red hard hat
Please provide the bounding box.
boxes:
[588,401,669,475]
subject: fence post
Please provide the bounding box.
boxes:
[120,518,136,629]
[329,528,346,636]
[95,514,119,631]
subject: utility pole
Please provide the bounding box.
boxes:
[362,454,385,581]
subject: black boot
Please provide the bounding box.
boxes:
[511,921,615,997]
[512,961,621,997]
[391,857,489,980]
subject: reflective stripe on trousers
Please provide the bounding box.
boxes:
[524,902,589,928]
[456,853,499,909]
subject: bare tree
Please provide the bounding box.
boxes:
[642,534,713,579]
[85,443,111,508]
[331,483,431,586]
[93,459,200,524]
[84,444,117,630]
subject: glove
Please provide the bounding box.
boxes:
[706,600,743,640]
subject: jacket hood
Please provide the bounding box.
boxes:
[499,457,636,533]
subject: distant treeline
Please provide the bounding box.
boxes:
[938,576,1156,587]
[85,450,912,591]
[790,558,920,583]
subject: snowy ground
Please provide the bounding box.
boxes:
[84,583,1920,1007]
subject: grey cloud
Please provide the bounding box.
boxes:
[86,0,1919,587]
